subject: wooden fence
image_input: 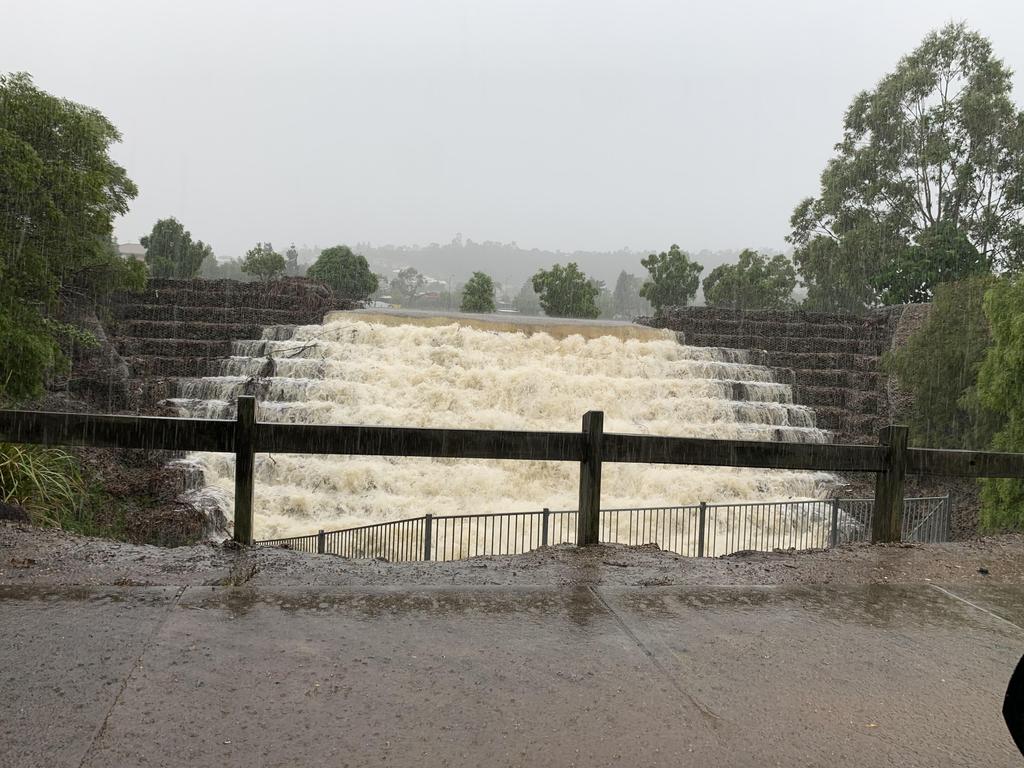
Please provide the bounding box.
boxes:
[2,395,1023,546]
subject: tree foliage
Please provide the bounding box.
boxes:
[977,277,1024,529]
[460,271,496,313]
[530,263,600,319]
[789,23,1024,312]
[884,277,1001,450]
[141,217,212,279]
[611,271,650,319]
[639,245,703,313]
[241,243,286,281]
[875,221,989,304]
[702,250,797,310]
[285,244,299,276]
[513,279,542,316]
[0,72,140,403]
[389,267,426,306]
[590,279,615,319]
[307,245,378,301]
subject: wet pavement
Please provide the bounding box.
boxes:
[2,583,1022,767]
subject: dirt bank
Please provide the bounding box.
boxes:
[3,521,1021,588]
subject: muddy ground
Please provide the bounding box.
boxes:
[3,521,1022,588]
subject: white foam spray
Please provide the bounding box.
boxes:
[172,316,836,547]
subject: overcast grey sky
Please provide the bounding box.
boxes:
[6,0,1024,258]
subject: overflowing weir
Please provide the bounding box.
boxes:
[169,313,836,541]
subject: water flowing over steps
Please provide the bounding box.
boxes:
[165,318,836,539]
[638,307,896,443]
[99,278,339,411]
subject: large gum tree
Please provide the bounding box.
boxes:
[0,73,141,403]
[789,23,1024,311]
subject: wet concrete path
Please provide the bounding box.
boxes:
[2,584,1022,767]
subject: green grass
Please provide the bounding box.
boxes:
[0,442,126,538]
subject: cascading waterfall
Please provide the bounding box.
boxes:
[171,314,837,546]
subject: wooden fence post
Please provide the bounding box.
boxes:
[233,395,257,545]
[317,529,326,554]
[872,425,909,543]
[541,508,550,547]
[576,411,604,547]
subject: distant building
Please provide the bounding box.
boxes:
[118,243,146,262]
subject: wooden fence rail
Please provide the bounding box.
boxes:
[3,395,1023,546]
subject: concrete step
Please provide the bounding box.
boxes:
[110,303,316,326]
[811,407,881,436]
[792,385,880,414]
[768,351,881,373]
[775,368,881,390]
[124,356,226,378]
[669,317,890,341]
[114,320,268,340]
[115,338,235,358]
[682,332,886,356]
[120,278,333,314]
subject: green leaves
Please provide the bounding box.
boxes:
[530,262,600,318]
[789,23,1024,312]
[875,222,989,304]
[241,244,286,282]
[639,245,702,313]
[976,276,1024,529]
[0,72,139,404]
[702,250,796,310]
[307,245,378,301]
[141,218,211,279]
[460,271,496,313]
[884,276,1000,450]
[0,443,83,528]
[388,267,425,306]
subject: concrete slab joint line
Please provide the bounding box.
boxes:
[929,584,1024,632]
[587,586,725,729]
[76,586,187,768]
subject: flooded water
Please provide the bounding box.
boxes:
[170,315,835,541]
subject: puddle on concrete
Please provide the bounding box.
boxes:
[180,585,609,626]
[603,584,1022,632]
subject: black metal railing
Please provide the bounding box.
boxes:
[254,495,951,561]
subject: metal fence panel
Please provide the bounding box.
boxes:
[254,496,951,561]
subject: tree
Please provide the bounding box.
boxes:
[530,263,600,318]
[611,271,650,319]
[0,73,140,403]
[141,218,212,279]
[306,245,378,301]
[789,23,1024,312]
[460,271,496,313]
[875,222,989,304]
[884,276,1001,450]
[639,245,703,312]
[702,250,797,310]
[241,243,286,281]
[977,276,1024,528]
[285,244,300,276]
[589,279,615,319]
[513,279,542,316]
[390,267,426,306]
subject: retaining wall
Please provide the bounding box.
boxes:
[70,278,341,412]
[638,306,901,444]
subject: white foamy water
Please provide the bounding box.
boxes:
[172,317,836,542]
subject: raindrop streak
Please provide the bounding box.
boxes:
[170,313,836,542]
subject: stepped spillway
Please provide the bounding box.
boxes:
[170,315,836,540]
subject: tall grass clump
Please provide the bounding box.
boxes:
[0,443,84,528]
